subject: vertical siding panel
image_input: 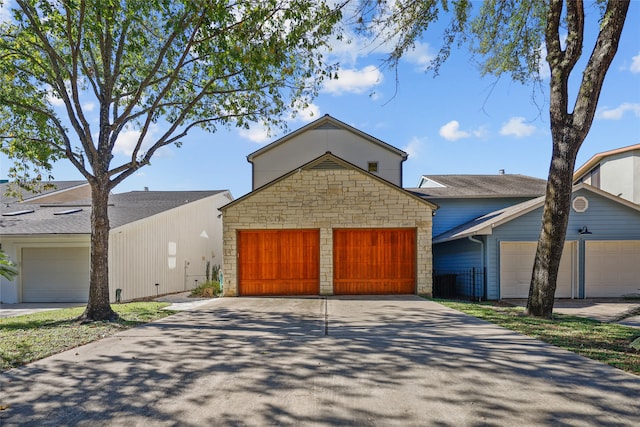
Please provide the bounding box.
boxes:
[108,192,229,302]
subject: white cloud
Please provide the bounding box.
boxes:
[537,43,550,80]
[239,125,271,144]
[290,102,320,123]
[499,117,536,138]
[597,103,640,120]
[83,102,95,112]
[403,136,425,159]
[403,41,435,71]
[439,120,470,141]
[113,125,159,157]
[0,0,14,23]
[46,90,65,107]
[630,52,640,73]
[323,65,383,95]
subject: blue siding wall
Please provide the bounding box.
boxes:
[485,188,640,299]
[432,197,534,237]
[433,238,483,271]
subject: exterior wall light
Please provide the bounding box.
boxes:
[578,226,592,235]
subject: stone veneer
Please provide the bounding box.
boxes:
[221,163,434,296]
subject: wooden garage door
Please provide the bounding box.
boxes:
[22,247,90,302]
[585,241,640,298]
[333,228,416,294]
[500,241,575,299]
[238,229,319,296]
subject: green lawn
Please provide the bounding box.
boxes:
[0,302,175,371]
[437,299,640,375]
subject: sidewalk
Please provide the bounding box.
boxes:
[0,292,217,318]
[503,298,640,328]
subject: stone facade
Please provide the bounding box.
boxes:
[221,156,434,296]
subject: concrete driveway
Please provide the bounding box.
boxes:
[1,296,639,426]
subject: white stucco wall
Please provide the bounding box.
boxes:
[251,128,405,188]
[600,150,640,204]
[0,191,232,304]
[108,191,231,302]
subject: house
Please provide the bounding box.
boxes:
[412,174,547,237]
[220,115,436,297]
[429,184,640,299]
[0,182,232,303]
[574,143,640,205]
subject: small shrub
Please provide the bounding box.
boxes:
[191,281,220,298]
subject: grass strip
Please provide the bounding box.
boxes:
[437,300,640,374]
[0,302,175,371]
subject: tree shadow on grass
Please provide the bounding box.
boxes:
[1,296,639,426]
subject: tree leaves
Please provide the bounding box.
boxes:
[0,0,342,189]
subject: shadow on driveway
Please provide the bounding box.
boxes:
[1,296,639,426]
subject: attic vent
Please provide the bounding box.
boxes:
[54,208,83,215]
[572,196,589,213]
[313,122,340,130]
[2,209,35,216]
[310,159,346,170]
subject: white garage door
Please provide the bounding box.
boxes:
[22,247,90,302]
[500,241,576,299]
[585,241,640,298]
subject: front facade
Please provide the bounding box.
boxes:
[433,185,640,299]
[1,185,232,303]
[247,114,408,189]
[222,153,435,297]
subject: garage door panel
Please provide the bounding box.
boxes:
[500,242,575,299]
[238,229,319,296]
[585,241,640,298]
[334,229,416,295]
[22,247,90,302]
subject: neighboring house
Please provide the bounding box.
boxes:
[221,115,436,297]
[1,182,232,303]
[431,184,640,299]
[574,143,640,205]
[411,174,547,237]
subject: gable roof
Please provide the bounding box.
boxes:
[408,174,547,199]
[574,143,640,182]
[0,189,228,235]
[433,183,640,244]
[246,114,408,162]
[221,152,437,211]
[1,181,89,204]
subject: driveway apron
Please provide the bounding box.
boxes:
[1,296,639,426]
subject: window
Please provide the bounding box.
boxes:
[367,161,378,173]
[572,196,589,213]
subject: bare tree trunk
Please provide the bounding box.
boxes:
[526,136,578,318]
[79,181,118,322]
[525,0,629,318]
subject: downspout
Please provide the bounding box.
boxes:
[468,236,485,300]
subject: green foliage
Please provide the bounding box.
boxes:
[0,0,342,190]
[191,280,221,298]
[0,302,174,370]
[0,250,18,280]
[0,0,342,321]
[211,264,221,282]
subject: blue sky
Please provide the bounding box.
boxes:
[1,2,639,199]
